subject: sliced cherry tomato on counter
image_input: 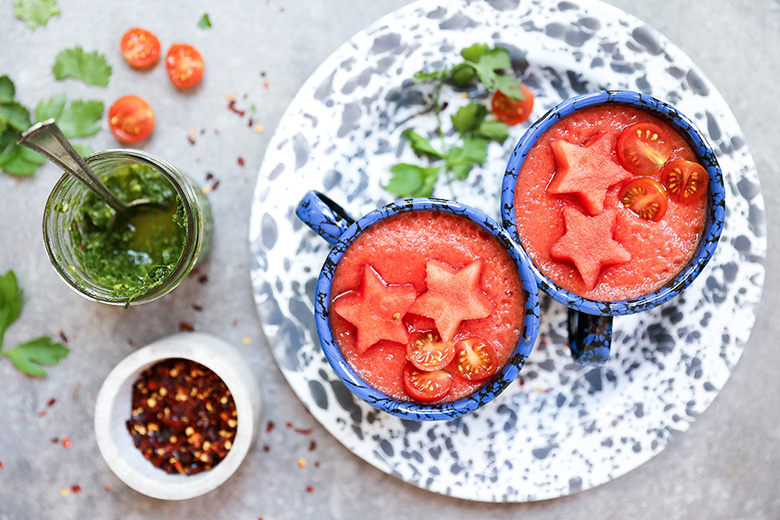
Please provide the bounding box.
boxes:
[618,177,668,221]
[165,43,204,89]
[491,83,534,126]
[453,337,498,382]
[402,364,452,403]
[616,122,672,176]
[406,331,455,372]
[108,95,155,143]
[120,28,161,69]
[661,159,709,204]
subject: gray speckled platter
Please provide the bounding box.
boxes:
[248,0,766,502]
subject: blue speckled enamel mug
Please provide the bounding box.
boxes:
[296,191,540,421]
[501,90,725,366]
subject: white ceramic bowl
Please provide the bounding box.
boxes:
[94,332,262,500]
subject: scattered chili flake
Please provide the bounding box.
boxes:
[206,172,214,181]
[262,445,270,452]
[37,410,47,417]
[103,485,111,492]
[71,485,82,494]
[193,304,204,312]
[179,322,195,332]
[126,358,238,475]
[294,427,314,435]
[0,461,4,469]
[62,437,72,449]
[263,81,269,89]
[59,331,69,343]
[309,440,317,451]
[237,157,245,166]
[51,437,59,444]
[306,485,314,493]
[197,274,209,284]
[48,398,57,407]
[227,99,246,117]
[211,180,220,191]
[187,136,196,146]
[266,420,275,433]
[248,117,254,127]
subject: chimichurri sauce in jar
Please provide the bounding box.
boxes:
[71,163,187,301]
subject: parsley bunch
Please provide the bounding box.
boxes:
[0,270,69,376]
[386,43,525,198]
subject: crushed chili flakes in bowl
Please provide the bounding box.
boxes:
[126,358,238,475]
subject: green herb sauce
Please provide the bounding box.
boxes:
[70,163,187,302]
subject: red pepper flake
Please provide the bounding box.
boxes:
[306,485,314,493]
[227,99,246,117]
[248,117,254,127]
[197,274,209,284]
[266,420,275,433]
[103,485,111,492]
[263,81,269,89]
[206,172,215,181]
[308,440,317,451]
[262,445,270,452]
[37,410,47,417]
[237,157,245,167]
[48,398,57,407]
[59,331,69,343]
[294,427,314,435]
[187,136,196,146]
[193,304,204,312]
[126,358,238,475]
[279,7,285,13]
[71,485,82,494]
[211,180,220,191]
[62,437,72,449]
[51,437,60,444]
[0,461,4,469]
[179,322,195,332]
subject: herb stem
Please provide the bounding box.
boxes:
[434,75,456,199]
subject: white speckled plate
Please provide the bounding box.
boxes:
[248,0,766,502]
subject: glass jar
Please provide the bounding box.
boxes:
[42,149,213,306]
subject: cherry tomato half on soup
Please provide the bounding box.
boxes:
[453,337,498,382]
[108,96,155,143]
[120,28,161,69]
[402,364,452,403]
[661,159,709,204]
[491,83,534,125]
[616,122,672,176]
[165,44,204,89]
[406,331,455,372]
[618,177,669,222]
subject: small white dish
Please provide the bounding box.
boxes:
[94,332,262,500]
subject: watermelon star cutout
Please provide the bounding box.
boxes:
[332,265,418,354]
[551,207,631,290]
[409,260,494,342]
[547,134,632,215]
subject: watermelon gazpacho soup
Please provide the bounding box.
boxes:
[328,210,526,403]
[513,105,709,301]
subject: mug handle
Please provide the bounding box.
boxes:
[295,190,356,245]
[567,309,611,366]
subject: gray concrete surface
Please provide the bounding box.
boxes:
[1,0,778,519]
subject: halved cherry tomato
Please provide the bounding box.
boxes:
[402,364,452,403]
[491,83,534,126]
[616,122,672,175]
[618,177,668,221]
[120,28,161,69]
[453,337,497,382]
[108,95,155,143]
[165,43,204,89]
[661,159,709,204]
[406,331,455,372]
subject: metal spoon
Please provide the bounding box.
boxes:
[17,119,160,228]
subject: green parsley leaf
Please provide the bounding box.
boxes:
[198,13,212,29]
[3,336,69,377]
[0,143,46,175]
[14,0,60,30]
[475,120,509,142]
[0,270,23,350]
[450,102,487,135]
[55,99,103,138]
[493,74,525,100]
[52,47,112,87]
[460,43,489,63]
[445,137,489,180]
[386,163,440,198]
[0,76,16,103]
[401,129,444,159]
[34,93,66,122]
[413,69,446,83]
[0,101,33,133]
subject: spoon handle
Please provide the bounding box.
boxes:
[17,119,129,213]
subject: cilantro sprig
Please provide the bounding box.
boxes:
[14,0,60,30]
[387,44,525,198]
[0,270,69,376]
[52,46,112,87]
[0,76,104,175]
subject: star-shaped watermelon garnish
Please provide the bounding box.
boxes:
[551,207,631,290]
[547,134,632,215]
[408,260,494,342]
[332,265,418,354]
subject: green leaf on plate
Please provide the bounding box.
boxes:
[450,101,487,135]
[0,143,46,176]
[0,270,23,350]
[401,129,444,159]
[56,99,103,138]
[386,163,440,198]
[34,93,67,122]
[198,13,212,28]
